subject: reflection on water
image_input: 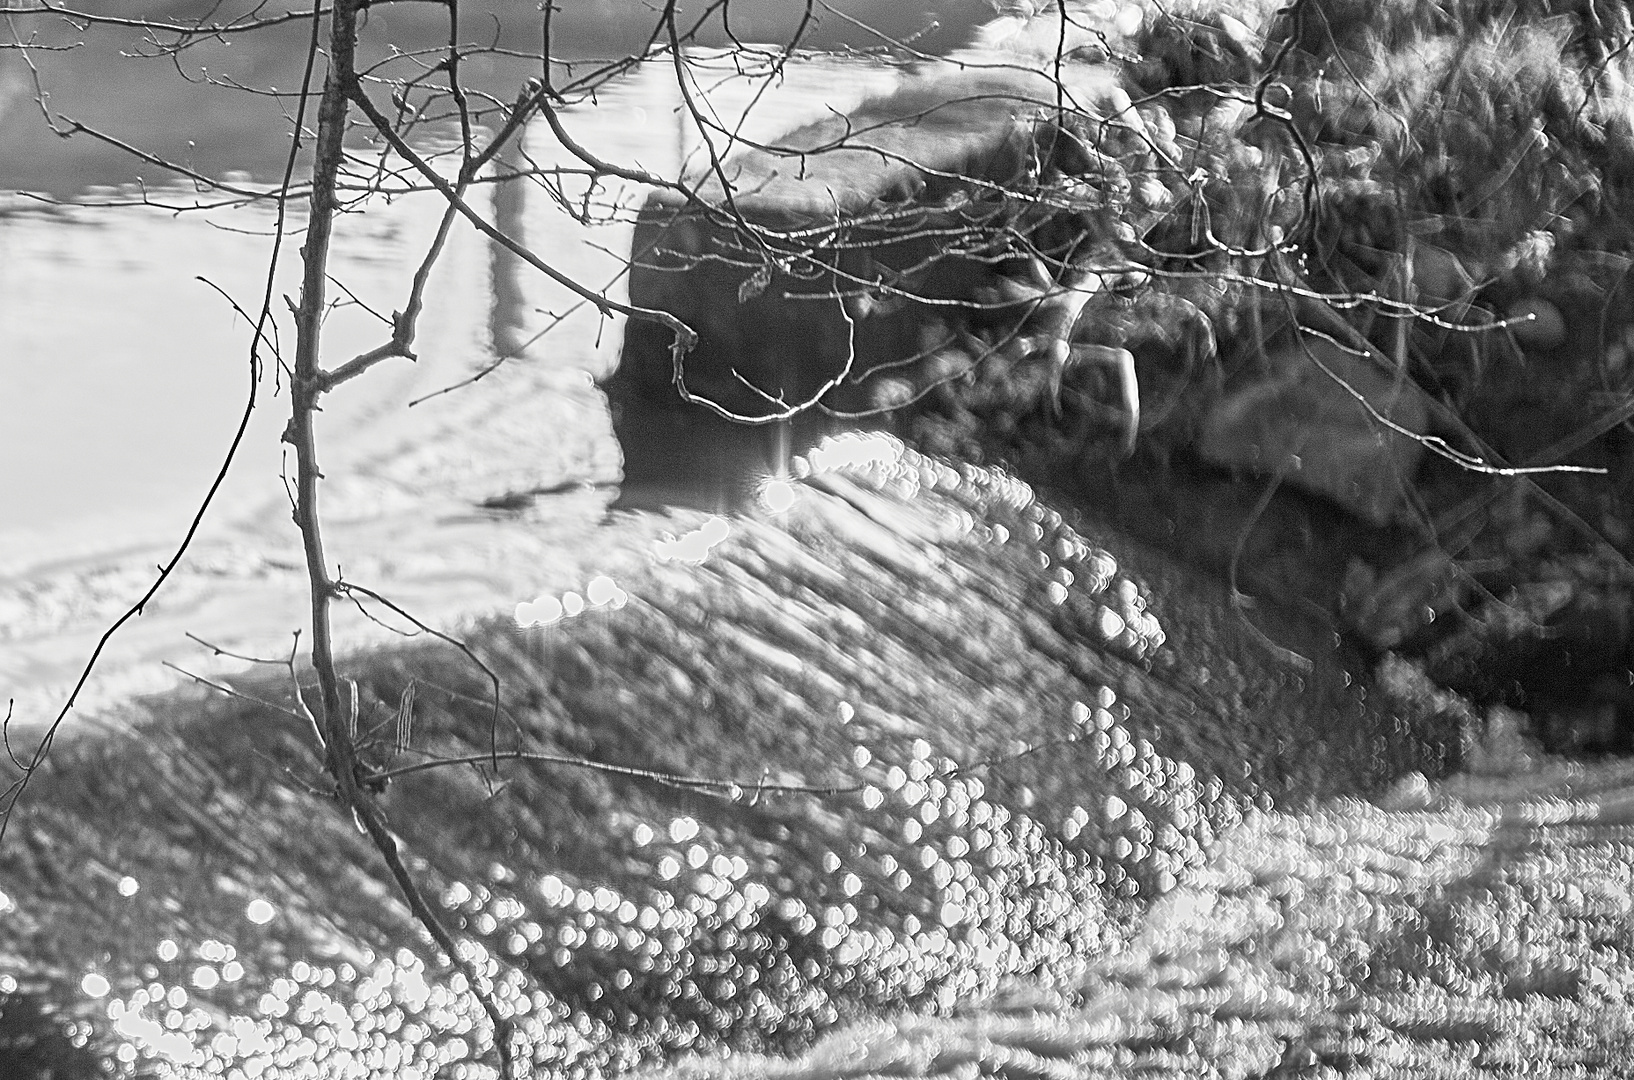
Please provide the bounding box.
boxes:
[0,52,898,724]
[0,188,475,564]
[0,50,1222,1080]
[516,574,631,628]
[2,428,1463,1078]
[801,432,907,475]
[0,1,986,194]
[651,519,734,566]
[75,756,1107,1078]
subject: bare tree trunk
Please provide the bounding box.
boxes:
[289,0,360,779]
[284,2,517,1071]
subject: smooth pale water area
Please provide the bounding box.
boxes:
[0,54,901,732]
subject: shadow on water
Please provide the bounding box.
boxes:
[606,396,853,516]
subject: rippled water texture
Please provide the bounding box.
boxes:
[4,28,1603,1080]
[2,434,1463,1077]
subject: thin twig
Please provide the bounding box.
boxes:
[336,581,504,757]
[364,749,863,797]
[162,663,309,724]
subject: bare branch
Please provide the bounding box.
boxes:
[336,581,504,748]
[364,749,863,798]
[1,1,328,36]
[161,662,310,724]
[345,75,701,377]
[280,2,517,1069]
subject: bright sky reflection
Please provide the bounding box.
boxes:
[515,574,629,627]
[758,477,797,513]
[90,712,1225,1079]
[65,370,1244,1078]
[653,516,730,563]
[798,431,904,476]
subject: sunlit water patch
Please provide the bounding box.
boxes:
[0,43,1476,1079]
[1,434,1461,1078]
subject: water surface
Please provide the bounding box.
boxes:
[0,53,899,726]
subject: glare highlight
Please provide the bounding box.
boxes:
[516,575,629,627]
[799,431,904,477]
[758,477,797,513]
[654,516,731,563]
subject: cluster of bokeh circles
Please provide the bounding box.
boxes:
[87,434,1275,1078]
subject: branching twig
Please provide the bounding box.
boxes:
[284,2,516,1070]
[336,581,504,760]
[162,662,310,724]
